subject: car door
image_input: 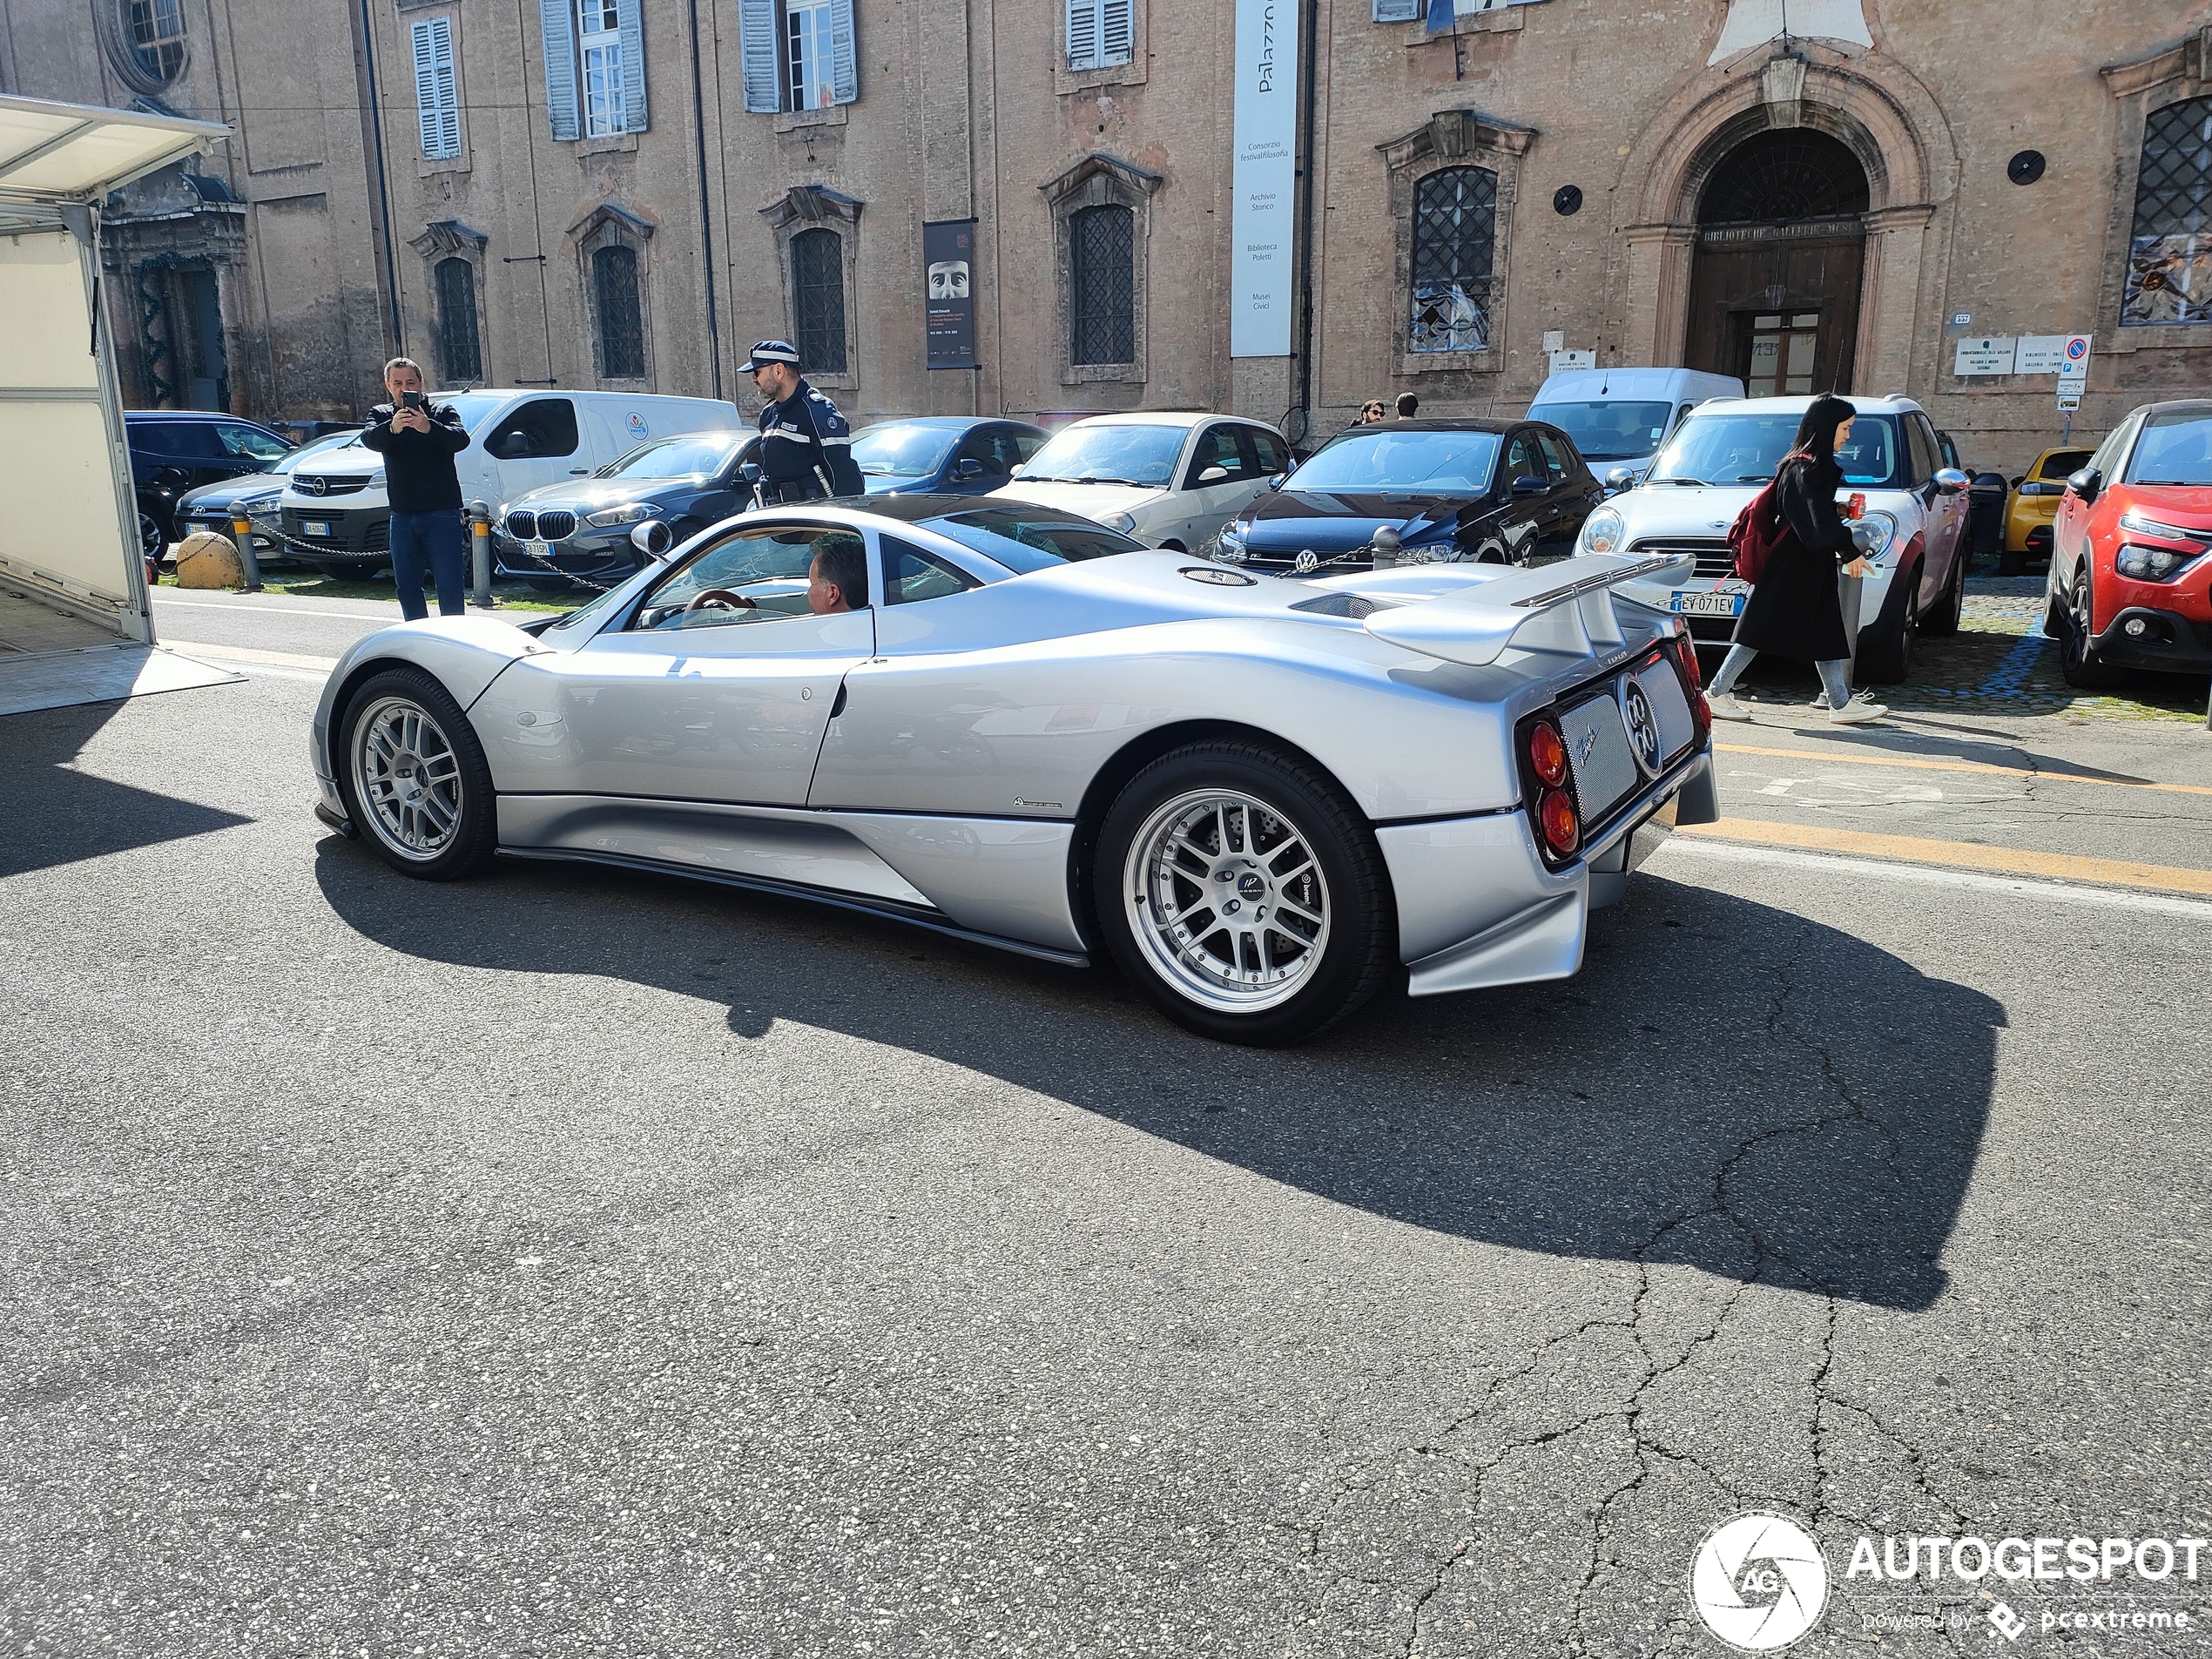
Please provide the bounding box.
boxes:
[482,397,586,504]
[215,421,293,482]
[1492,429,1551,565]
[2056,420,2134,598]
[945,425,1021,494]
[1173,423,1260,550]
[1909,415,1965,604]
[492,520,876,809]
[1532,428,1597,564]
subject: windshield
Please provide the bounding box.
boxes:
[853,423,961,479]
[1288,428,1501,494]
[1648,411,1902,489]
[1527,401,1672,462]
[925,508,1144,572]
[604,436,741,479]
[1018,423,1186,487]
[270,432,355,475]
[2125,412,2212,486]
[435,392,507,435]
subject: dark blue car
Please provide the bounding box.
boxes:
[125,410,294,555]
[853,416,1049,496]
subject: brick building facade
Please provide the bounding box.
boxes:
[4,0,2207,475]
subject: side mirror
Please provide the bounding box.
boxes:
[951,456,986,481]
[1008,462,1026,477]
[738,462,762,486]
[1511,475,1548,498]
[1932,467,1968,496]
[631,519,674,559]
[2067,467,2101,502]
[2008,475,2025,489]
[1197,465,1231,484]
[1605,466,1637,492]
[1267,472,1286,491]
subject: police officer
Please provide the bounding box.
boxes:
[745,340,865,503]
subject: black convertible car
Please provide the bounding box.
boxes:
[1211,417,1603,576]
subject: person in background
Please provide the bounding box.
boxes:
[358,357,469,620]
[1396,393,1419,418]
[745,341,866,502]
[1705,394,1890,727]
[1357,400,1386,425]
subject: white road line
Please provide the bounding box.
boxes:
[152,597,396,619]
[166,641,339,671]
[1654,837,2212,921]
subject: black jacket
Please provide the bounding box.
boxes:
[359,401,469,513]
[757,380,866,499]
[1733,455,1855,663]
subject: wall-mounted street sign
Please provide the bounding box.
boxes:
[2015,335,2073,374]
[2056,386,2083,412]
[923,219,977,370]
[1953,336,2017,375]
[1230,0,1299,357]
[1548,348,1595,374]
[2056,334,2093,381]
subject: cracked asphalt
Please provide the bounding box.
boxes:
[1,605,2209,1657]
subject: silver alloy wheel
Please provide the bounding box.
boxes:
[351,695,465,862]
[1123,788,1332,1015]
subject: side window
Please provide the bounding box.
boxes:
[1536,430,1573,483]
[734,0,859,114]
[881,536,982,604]
[1938,431,1961,471]
[1503,431,1541,485]
[1011,428,1047,463]
[1674,401,1696,434]
[1247,427,1288,476]
[1184,423,1248,489]
[152,422,222,460]
[486,399,580,461]
[1904,416,1939,487]
[954,428,1013,475]
[632,523,845,629]
[2087,424,2131,483]
[218,423,291,462]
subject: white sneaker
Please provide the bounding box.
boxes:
[1829,698,1888,725]
[1811,691,1832,709]
[1707,691,1753,721]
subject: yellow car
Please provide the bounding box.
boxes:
[2003,445,2096,566]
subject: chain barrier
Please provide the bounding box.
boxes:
[204,512,621,597]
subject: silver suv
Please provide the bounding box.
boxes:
[1576,395,1970,683]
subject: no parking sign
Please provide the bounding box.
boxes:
[2058,334,2092,380]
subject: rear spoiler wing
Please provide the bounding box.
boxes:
[1361,553,1692,667]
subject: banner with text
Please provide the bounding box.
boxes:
[924,219,978,371]
[1231,0,1298,357]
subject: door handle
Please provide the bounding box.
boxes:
[569,468,588,475]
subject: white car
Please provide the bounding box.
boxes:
[997,412,1291,551]
[1575,394,1970,683]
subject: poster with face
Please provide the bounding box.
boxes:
[923,221,978,369]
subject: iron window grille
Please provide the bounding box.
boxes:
[1409,166,1496,354]
[792,227,847,374]
[2124,97,2212,327]
[435,258,482,383]
[592,244,647,378]
[1069,203,1136,367]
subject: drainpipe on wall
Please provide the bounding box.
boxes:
[686,0,724,401]
[354,0,404,349]
[1291,0,1319,452]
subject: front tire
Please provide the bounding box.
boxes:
[1920,549,1966,637]
[1855,564,1919,684]
[2058,565,2123,690]
[1093,742,1396,1045]
[338,667,498,880]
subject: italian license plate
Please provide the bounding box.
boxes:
[1670,590,1743,618]
[302,520,331,537]
[527,540,551,559]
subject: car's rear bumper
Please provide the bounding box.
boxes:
[1379,745,1715,998]
[2089,606,2212,674]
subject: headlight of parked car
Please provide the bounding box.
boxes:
[1110,511,1138,535]
[586,502,658,528]
[1849,509,1898,562]
[1579,507,1626,555]
[2115,543,2203,582]
[2117,508,2209,545]
[239,492,281,516]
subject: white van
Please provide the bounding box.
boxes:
[1527,367,1744,490]
[277,388,742,575]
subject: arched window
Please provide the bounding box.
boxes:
[434,258,482,383]
[1409,167,1495,354]
[2123,97,2212,327]
[592,244,646,379]
[102,0,186,92]
[1069,203,1135,367]
[792,227,846,375]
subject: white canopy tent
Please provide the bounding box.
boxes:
[0,94,243,714]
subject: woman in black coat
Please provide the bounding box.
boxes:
[1705,395,1888,725]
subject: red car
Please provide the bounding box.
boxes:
[2048,399,2212,687]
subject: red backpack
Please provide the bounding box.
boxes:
[1726,473,1791,585]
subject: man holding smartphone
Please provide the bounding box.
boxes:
[359,357,470,619]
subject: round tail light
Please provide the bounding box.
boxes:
[1539,787,1580,856]
[1527,721,1568,788]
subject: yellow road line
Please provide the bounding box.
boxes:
[1715,741,2212,799]
[1676,816,2212,898]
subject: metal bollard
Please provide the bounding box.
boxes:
[468,502,495,609]
[229,516,264,593]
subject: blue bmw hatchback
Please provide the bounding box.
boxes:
[853,416,1049,496]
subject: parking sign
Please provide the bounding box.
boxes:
[2058,334,2092,380]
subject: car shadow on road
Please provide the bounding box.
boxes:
[0,702,253,879]
[314,839,2002,1314]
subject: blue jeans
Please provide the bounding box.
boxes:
[1709,644,1854,707]
[389,509,467,620]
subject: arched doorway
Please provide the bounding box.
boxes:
[1683,130,1869,395]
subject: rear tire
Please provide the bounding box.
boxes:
[1092,742,1396,1046]
[337,666,498,880]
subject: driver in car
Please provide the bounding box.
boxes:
[687,538,870,619]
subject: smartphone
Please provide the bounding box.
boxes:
[401,390,424,410]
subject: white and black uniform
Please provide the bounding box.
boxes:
[757,378,864,503]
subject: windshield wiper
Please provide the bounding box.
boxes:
[1650,475,1709,486]
[1735,474,1776,482]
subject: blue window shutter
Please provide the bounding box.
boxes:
[430,18,461,158]
[1101,0,1131,65]
[540,0,580,141]
[829,0,858,105]
[738,0,778,113]
[614,0,648,132]
[1066,0,1098,71]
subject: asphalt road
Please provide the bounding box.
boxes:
[1,598,2208,1657]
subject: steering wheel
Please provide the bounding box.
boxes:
[685,587,757,614]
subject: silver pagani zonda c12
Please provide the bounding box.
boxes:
[309,496,1715,1044]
